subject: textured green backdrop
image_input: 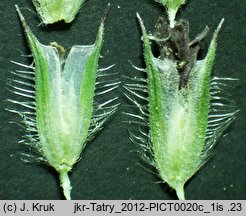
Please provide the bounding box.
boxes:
[0,0,246,200]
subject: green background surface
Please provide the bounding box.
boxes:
[0,0,246,200]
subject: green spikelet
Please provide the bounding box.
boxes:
[126,11,238,199]
[8,5,118,199]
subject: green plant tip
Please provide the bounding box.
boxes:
[158,0,186,9]
[156,0,187,27]
[32,0,86,24]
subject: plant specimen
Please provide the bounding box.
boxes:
[125,0,238,199]
[8,5,119,200]
[32,0,86,24]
